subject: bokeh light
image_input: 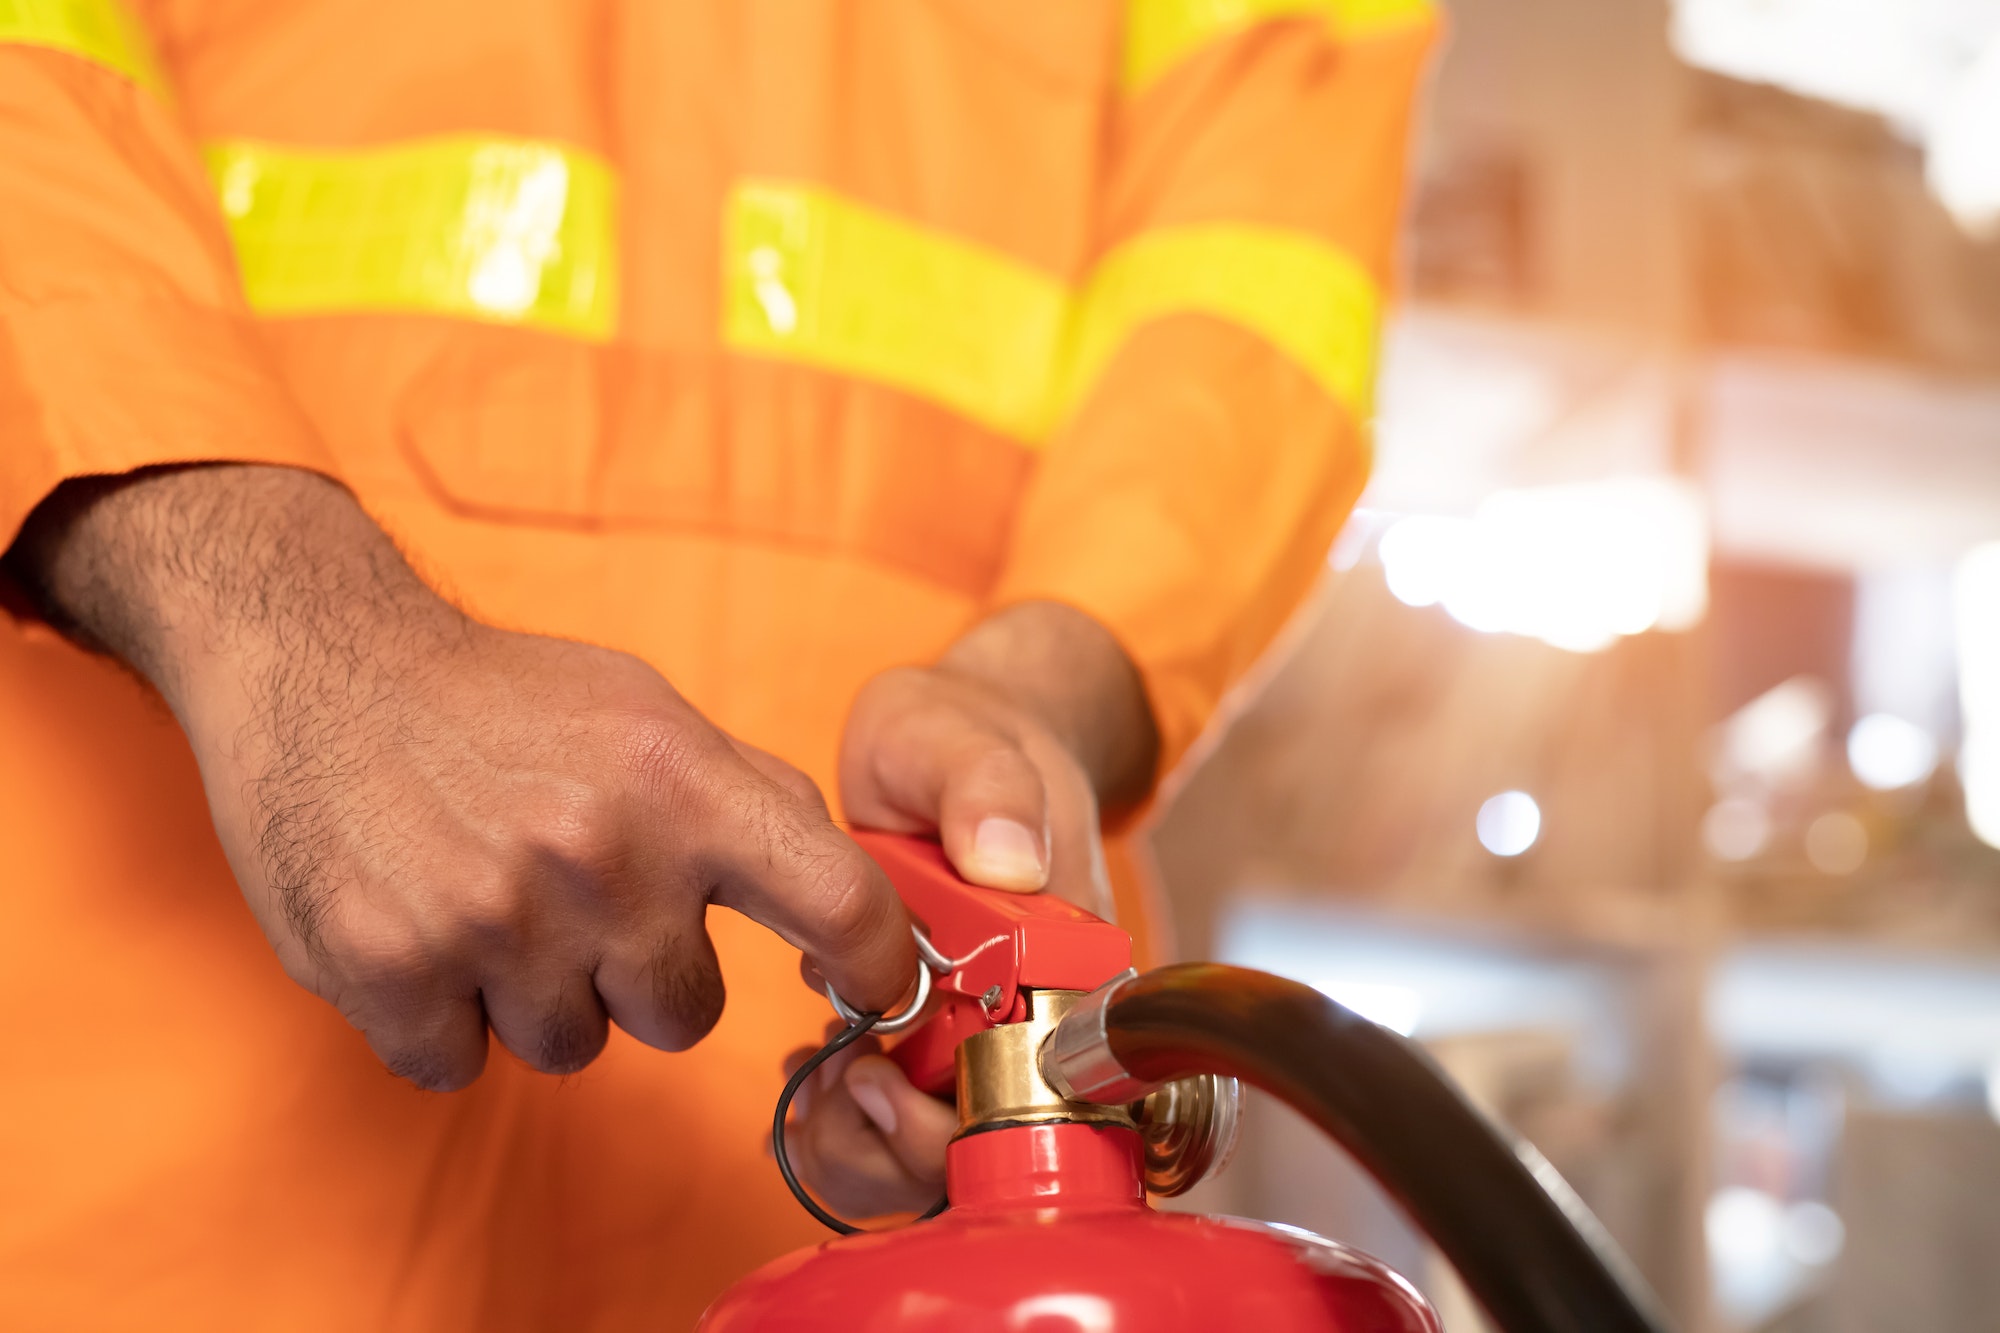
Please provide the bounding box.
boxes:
[1804,811,1868,876]
[1846,713,1940,790]
[1703,798,1772,862]
[1476,791,1542,857]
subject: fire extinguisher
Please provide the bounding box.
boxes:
[699,832,1670,1333]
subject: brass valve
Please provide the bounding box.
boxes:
[953,988,1241,1197]
[954,990,1134,1132]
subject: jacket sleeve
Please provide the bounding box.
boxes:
[991,4,1437,779]
[0,3,333,551]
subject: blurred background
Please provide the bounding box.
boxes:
[1140,1,2000,1329]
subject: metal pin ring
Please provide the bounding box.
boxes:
[913,930,956,976]
[825,930,937,1035]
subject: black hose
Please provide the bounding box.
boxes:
[1101,963,1672,1333]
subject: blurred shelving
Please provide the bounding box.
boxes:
[1143,2,2000,1326]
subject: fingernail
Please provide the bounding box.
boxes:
[846,1071,898,1136]
[965,817,1048,892]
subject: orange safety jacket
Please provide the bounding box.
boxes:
[0,1,1434,1326]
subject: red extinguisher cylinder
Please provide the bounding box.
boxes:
[700,1120,1439,1333]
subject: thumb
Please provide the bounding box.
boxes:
[887,726,1052,892]
[842,673,1051,893]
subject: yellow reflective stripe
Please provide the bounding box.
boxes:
[1063,224,1379,421]
[207,136,617,340]
[1123,0,1433,93]
[0,0,165,93]
[724,181,1069,440]
[722,182,1378,446]
[1333,0,1435,29]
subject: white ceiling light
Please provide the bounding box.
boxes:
[1846,713,1941,790]
[1378,477,1708,653]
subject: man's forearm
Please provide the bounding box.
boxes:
[4,464,449,721]
[939,601,1160,811]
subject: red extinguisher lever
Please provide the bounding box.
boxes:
[846,830,1132,1097]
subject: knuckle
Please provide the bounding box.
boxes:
[431,868,527,943]
[856,665,926,708]
[534,1009,606,1076]
[848,669,938,742]
[648,929,725,1050]
[810,843,893,953]
[873,683,957,744]
[357,1001,486,1093]
[965,738,1039,788]
[615,713,710,809]
[384,1046,476,1093]
[334,922,435,997]
[519,782,623,877]
[759,754,821,809]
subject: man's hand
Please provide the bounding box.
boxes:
[783,600,1161,1216]
[843,601,1160,913]
[6,464,915,1089]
